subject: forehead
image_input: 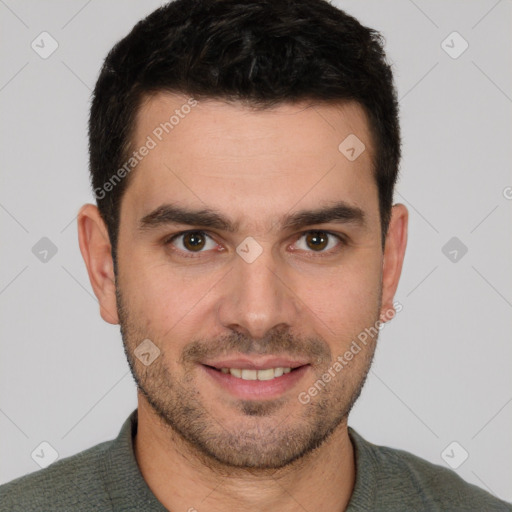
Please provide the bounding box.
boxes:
[134,91,373,158]
[123,92,379,232]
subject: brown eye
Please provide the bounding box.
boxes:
[168,231,217,254]
[182,232,206,251]
[293,230,343,256]
[305,231,329,251]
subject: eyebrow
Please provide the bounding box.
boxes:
[138,201,366,233]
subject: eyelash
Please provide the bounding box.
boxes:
[163,230,346,259]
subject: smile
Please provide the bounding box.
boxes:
[219,367,292,380]
[202,362,309,400]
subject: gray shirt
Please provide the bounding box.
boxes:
[1,409,510,511]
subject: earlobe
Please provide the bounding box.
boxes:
[380,203,408,320]
[77,204,120,325]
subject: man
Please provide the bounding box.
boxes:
[1,0,510,510]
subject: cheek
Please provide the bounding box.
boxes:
[296,255,382,340]
[120,253,221,336]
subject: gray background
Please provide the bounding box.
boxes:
[1,0,511,502]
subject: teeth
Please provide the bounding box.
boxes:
[273,367,284,377]
[241,369,257,380]
[221,367,293,380]
[230,368,242,378]
[256,368,275,381]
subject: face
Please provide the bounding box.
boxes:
[85,93,406,470]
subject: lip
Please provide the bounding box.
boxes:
[202,356,310,371]
[201,362,310,400]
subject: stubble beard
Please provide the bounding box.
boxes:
[116,285,379,471]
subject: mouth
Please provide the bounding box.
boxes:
[200,358,311,400]
[207,365,294,381]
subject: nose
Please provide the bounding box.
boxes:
[216,244,301,340]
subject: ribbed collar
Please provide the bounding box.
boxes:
[346,426,377,510]
[102,409,168,511]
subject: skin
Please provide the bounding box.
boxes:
[78,92,408,512]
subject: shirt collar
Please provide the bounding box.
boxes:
[102,409,168,511]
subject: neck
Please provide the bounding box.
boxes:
[134,395,355,512]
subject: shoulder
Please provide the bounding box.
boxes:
[348,428,512,512]
[0,439,113,512]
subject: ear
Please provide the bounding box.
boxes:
[77,204,119,325]
[380,203,408,321]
